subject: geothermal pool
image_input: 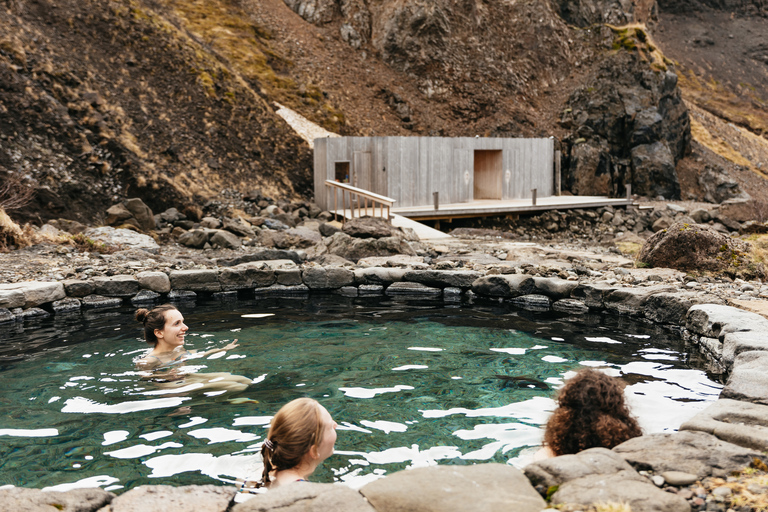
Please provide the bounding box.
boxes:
[0,296,721,492]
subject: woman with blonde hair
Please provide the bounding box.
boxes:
[252,397,337,489]
[536,368,642,459]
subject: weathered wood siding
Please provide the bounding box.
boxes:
[313,136,554,210]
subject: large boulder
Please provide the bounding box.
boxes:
[697,165,750,203]
[524,447,634,489]
[233,481,374,512]
[525,448,688,512]
[124,198,156,231]
[614,430,768,478]
[0,281,65,308]
[721,351,768,406]
[681,399,768,452]
[342,216,396,239]
[209,229,242,250]
[106,198,155,231]
[360,464,546,512]
[637,222,757,275]
[108,485,234,512]
[0,487,114,512]
[718,198,758,223]
[85,227,160,254]
[551,470,689,512]
[325,232,415,262]
[471,274,535,298]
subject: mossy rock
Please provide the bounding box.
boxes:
[637,222,766,279]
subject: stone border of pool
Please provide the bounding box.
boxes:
[1,266,767,512]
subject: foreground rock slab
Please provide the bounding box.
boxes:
[233,482,374,512]
[680,398,768,451]
[524,447,634,489]
[0,486,114,512]
[551,469,689,512]
[359,464,546,512]
[103,485,235,512]
[526,447,690,512]
[613,430,768,478]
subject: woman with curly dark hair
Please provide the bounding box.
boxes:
[536,369,642,459]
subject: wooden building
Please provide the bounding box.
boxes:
[313,136,556,211]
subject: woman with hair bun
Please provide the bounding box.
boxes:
[135,304,251,393]
[535,368,642,460]
[241,398,337,491]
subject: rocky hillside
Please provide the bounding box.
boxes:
[0,0,315,225]
[1,0,766,226]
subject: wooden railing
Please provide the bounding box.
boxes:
[325,180,396,224]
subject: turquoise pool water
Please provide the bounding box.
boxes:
[0,296,721,492]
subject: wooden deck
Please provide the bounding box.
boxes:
[391,196,636,220]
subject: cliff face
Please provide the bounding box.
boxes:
[1,0,766,225]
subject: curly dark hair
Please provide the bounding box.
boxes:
[544,369,642,456]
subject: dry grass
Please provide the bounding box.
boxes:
[0,208,30,250]
[678,67,768,139]
[608,24,670,72]
[166,0,345,131]
[690,116,754,168]
[702,463,768,512]
[616,241,642,257]
[64,233,118,254]
[686,102,768,177]
[0,172,35,211]
[555,502,632,512]
[594,503,632,512]
[745,234,768,264]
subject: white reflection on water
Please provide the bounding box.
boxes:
[179,417,207,428]
[360,420,408,434]
[490,347,527,355]
[420,396,555,423]
[337,444,461,467]
[339,385,415,399]
[585,336,622,344]
[187,427,260,444]
[392,365,429,371]
[620,361,722,433]
[102,430,129,446]
[42,475,120,492]
[62,396,190,414]
[105,442,183,459]
[0,428,58,437]
[140,430,173,441]
[232,416,272,427]
[453,423,543,459]
[144,452,261,481]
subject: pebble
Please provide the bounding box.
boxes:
[712,486,733,498]
[651,475,665,487]
[662,471,698,486]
